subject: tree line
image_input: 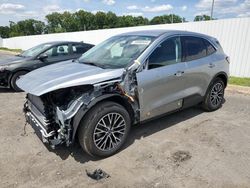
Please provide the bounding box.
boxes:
[0,10,212,38]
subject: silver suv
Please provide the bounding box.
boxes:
[18,30,229,157]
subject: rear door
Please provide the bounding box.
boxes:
[71,43,94,59]
[136,36,187,121]
[181,36,217,97]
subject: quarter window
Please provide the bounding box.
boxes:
[203,39,216,56]
[148,37,182,69]
[72,44,92,54]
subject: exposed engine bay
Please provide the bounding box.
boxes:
[23,70,140,148]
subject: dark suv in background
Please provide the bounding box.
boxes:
[0,41,94,91]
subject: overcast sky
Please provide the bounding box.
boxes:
[0,0,249,26]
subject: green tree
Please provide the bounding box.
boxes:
[95,11,107,29]
[150,14,183,25]
[0,26,10,38]
[75,10,96,30]
[106,11,118,28]
[0,10,188,38]
[60,12,78,32]
[8,19,46,37]
[194,15,213,21]
[46,12,66,33]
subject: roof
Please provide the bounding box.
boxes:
[118,29,213,39]
[42,41,93,46]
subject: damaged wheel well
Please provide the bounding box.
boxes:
[72,94,137,142]
[103,96,135,122]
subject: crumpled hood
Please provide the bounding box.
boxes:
[17,60,124,96]
[0,55,26,65]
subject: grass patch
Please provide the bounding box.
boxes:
[0,47,22,53]
[229,77,250,87]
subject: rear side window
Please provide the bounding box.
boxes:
[182,36,206,61]
[72,44,93,54]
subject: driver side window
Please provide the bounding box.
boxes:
[148,37,182,69]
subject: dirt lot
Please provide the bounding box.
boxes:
[1,52,250,187]
[0,88,249,188]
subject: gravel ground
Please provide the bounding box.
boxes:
[0,88,250,188]
[0,51,18,58]
[1,52,250,188]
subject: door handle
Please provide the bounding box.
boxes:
[174,71,184,77]
[208,63,215,68]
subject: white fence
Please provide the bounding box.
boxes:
[0,37,3,47]
[2,17,250,77]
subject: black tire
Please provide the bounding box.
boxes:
[78,101,131,157]
[11,71,28,92]
[202,78,225,111]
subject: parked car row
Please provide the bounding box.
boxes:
[0,41,94,91]
[0,30,229,158]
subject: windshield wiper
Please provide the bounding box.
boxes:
[82,62,105,69]
[16,54,24,57]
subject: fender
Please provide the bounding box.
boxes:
[71,93,126,142]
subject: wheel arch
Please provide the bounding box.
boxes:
[9,69,30,82]
[9,69,30,88]
[212,71,228,87]
[71,93,135,142]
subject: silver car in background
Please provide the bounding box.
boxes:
[18,30,229,157]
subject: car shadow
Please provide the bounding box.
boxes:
[50,106,204,163]
[125,106,204,148]
[0,88,15,93]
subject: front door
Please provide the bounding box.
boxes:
[43,44,72,64]
[136,36,187,121]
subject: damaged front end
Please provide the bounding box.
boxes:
[23,72,140,149]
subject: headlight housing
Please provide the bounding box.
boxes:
[0,65,9,72]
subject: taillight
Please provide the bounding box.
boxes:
[226,56,230,64]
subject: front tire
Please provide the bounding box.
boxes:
[78,101,131,157]
[11,71,28,92]
[202,78,225,111]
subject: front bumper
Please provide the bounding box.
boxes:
[0,71,11,87]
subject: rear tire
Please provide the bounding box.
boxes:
[202,78,225,111]
[78,101,131,157]
[11,71,28,92]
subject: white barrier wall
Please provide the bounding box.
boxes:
[3,17,250,77]
[0,37,3,47]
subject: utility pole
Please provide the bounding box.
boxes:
[211,0,215,20]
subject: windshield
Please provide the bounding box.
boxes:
[21,43,52,57]
[79,35,155,69]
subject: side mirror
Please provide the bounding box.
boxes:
[38,53,48,61]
